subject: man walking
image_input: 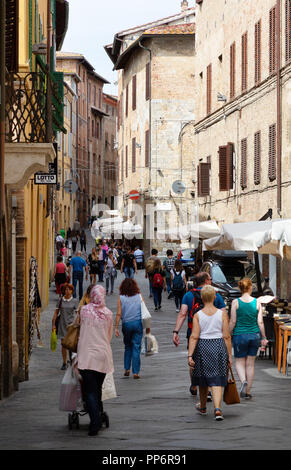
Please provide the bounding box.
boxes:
[172,272,226,397]
[134,246,144,270]
[69,251,88,300]
[121,247,137,278]
[163,249,175,299]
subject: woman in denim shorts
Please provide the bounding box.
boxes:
[229,278,268,399]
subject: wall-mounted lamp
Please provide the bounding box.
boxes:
[136,143,142,149]
[217,92,227,103]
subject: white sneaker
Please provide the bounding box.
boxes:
[176,309,179,313]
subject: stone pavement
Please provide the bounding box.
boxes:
[0,234,291,450]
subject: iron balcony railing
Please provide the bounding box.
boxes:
[5,68,65,144]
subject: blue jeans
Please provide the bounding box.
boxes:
[124,267,135,278]
[149,279,153,296]
[79,369,105,433]
[166,277,172,294]
[122,320,143,374]
[73,271,84,299]
[152,287,162,308]
[98,261,104,281]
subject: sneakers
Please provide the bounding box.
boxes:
[60,363,67,370]
[214,408,224,421]
[189,385,198,396]
[207,391,212,402]
[240,380,248,398]
[176,309,180,313]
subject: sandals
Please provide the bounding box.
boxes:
[124,370,130,377]
[189,385,198,396]
[133,374,140,379]
[214,408,224,421]
[196,403,207,415]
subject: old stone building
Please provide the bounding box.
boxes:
[183,0,291,298]
[105,2,196,253]
[56,53,113,228]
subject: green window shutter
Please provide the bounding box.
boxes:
[29,0,33,68]
[34,0,38,42]
[52,71,65,133]
[51,0,56,30]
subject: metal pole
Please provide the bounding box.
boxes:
[276,0,282,216]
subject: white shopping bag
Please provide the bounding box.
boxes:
[59,364,83,411]
[140,295,152,329]
[142,333,159,356]
[102,373,117,401]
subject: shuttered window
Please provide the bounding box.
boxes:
[5,0,19,71]
[145,130,150,168]
[255,20,261,84]
[241,32,248,92]
[219,143,234,191]
[286,0,291,61]
[121,151,124,181]
[268,124,276,181]
[132,75,137,111]
[126,84,128,117]
[206,64,212,115]
[269,6,276,74]
[241,138,247,189]
[254,131,261,185]
[146,63,150,101]
[198,163,211,197]
[230,42,236,99]
[125,145,128,178]
[132,138,136,173]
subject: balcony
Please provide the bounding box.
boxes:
[4,68,65,190]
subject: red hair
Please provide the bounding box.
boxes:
[119,278,140,297]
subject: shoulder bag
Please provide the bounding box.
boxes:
[61,323,80,353]
[140,294,152,329]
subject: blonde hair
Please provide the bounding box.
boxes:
[238,278,252,293]
[201,285,216,304]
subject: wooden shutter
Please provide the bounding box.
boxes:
[146,63,150,101]
[198,163,210,197]
[132,137,136,173]
[132,75,137,110]
[206,64,212,115]
[255,20,261,84]
[145,129,150,167]
[125,145,128,178]
[254,131,261,185]
[241,138,247,189]
[286,0,291,62]
[269,6,276,74]
[5,0,19,71]
[241,32,248,92]
[121,150,124,181]
[126,84,128,117]
[230,42,236,99]
[268,124,276,181]
[219,143,233,191]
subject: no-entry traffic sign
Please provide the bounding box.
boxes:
[129,190,140,200]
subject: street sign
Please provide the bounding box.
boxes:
[172,180,186,194]
[129,189,140,200]
[63,180,78,194]
[34,173,57,184]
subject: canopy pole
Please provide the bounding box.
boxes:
[254,251,263,295]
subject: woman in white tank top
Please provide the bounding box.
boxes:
[188,286,232,421]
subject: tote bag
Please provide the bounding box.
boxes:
[223,366,240,405]
[140,295,151,329]
[102,373,117,401]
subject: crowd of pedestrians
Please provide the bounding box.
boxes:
[52,227,271,435]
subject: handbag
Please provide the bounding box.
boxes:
[223,366,240,405]
[140,295,152,329]
[50,329,57,352]
[61,323,80,353]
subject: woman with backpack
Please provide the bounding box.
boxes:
[151,258,166,311]
[171,260,187,313]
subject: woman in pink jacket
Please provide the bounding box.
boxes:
[77,285,114,436]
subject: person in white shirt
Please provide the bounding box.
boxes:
[105,250,117,294]
[134,247,144,269]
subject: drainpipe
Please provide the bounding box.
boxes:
[276,0,282,216]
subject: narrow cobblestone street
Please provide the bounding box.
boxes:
[0,232,291,451]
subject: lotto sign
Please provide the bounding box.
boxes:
[129,190,140,200]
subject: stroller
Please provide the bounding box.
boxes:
[60,357,109,431]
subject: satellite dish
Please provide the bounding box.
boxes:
[172,180,186,194]
[63,180,78,194]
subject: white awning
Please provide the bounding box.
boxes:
[203,219,291,261]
